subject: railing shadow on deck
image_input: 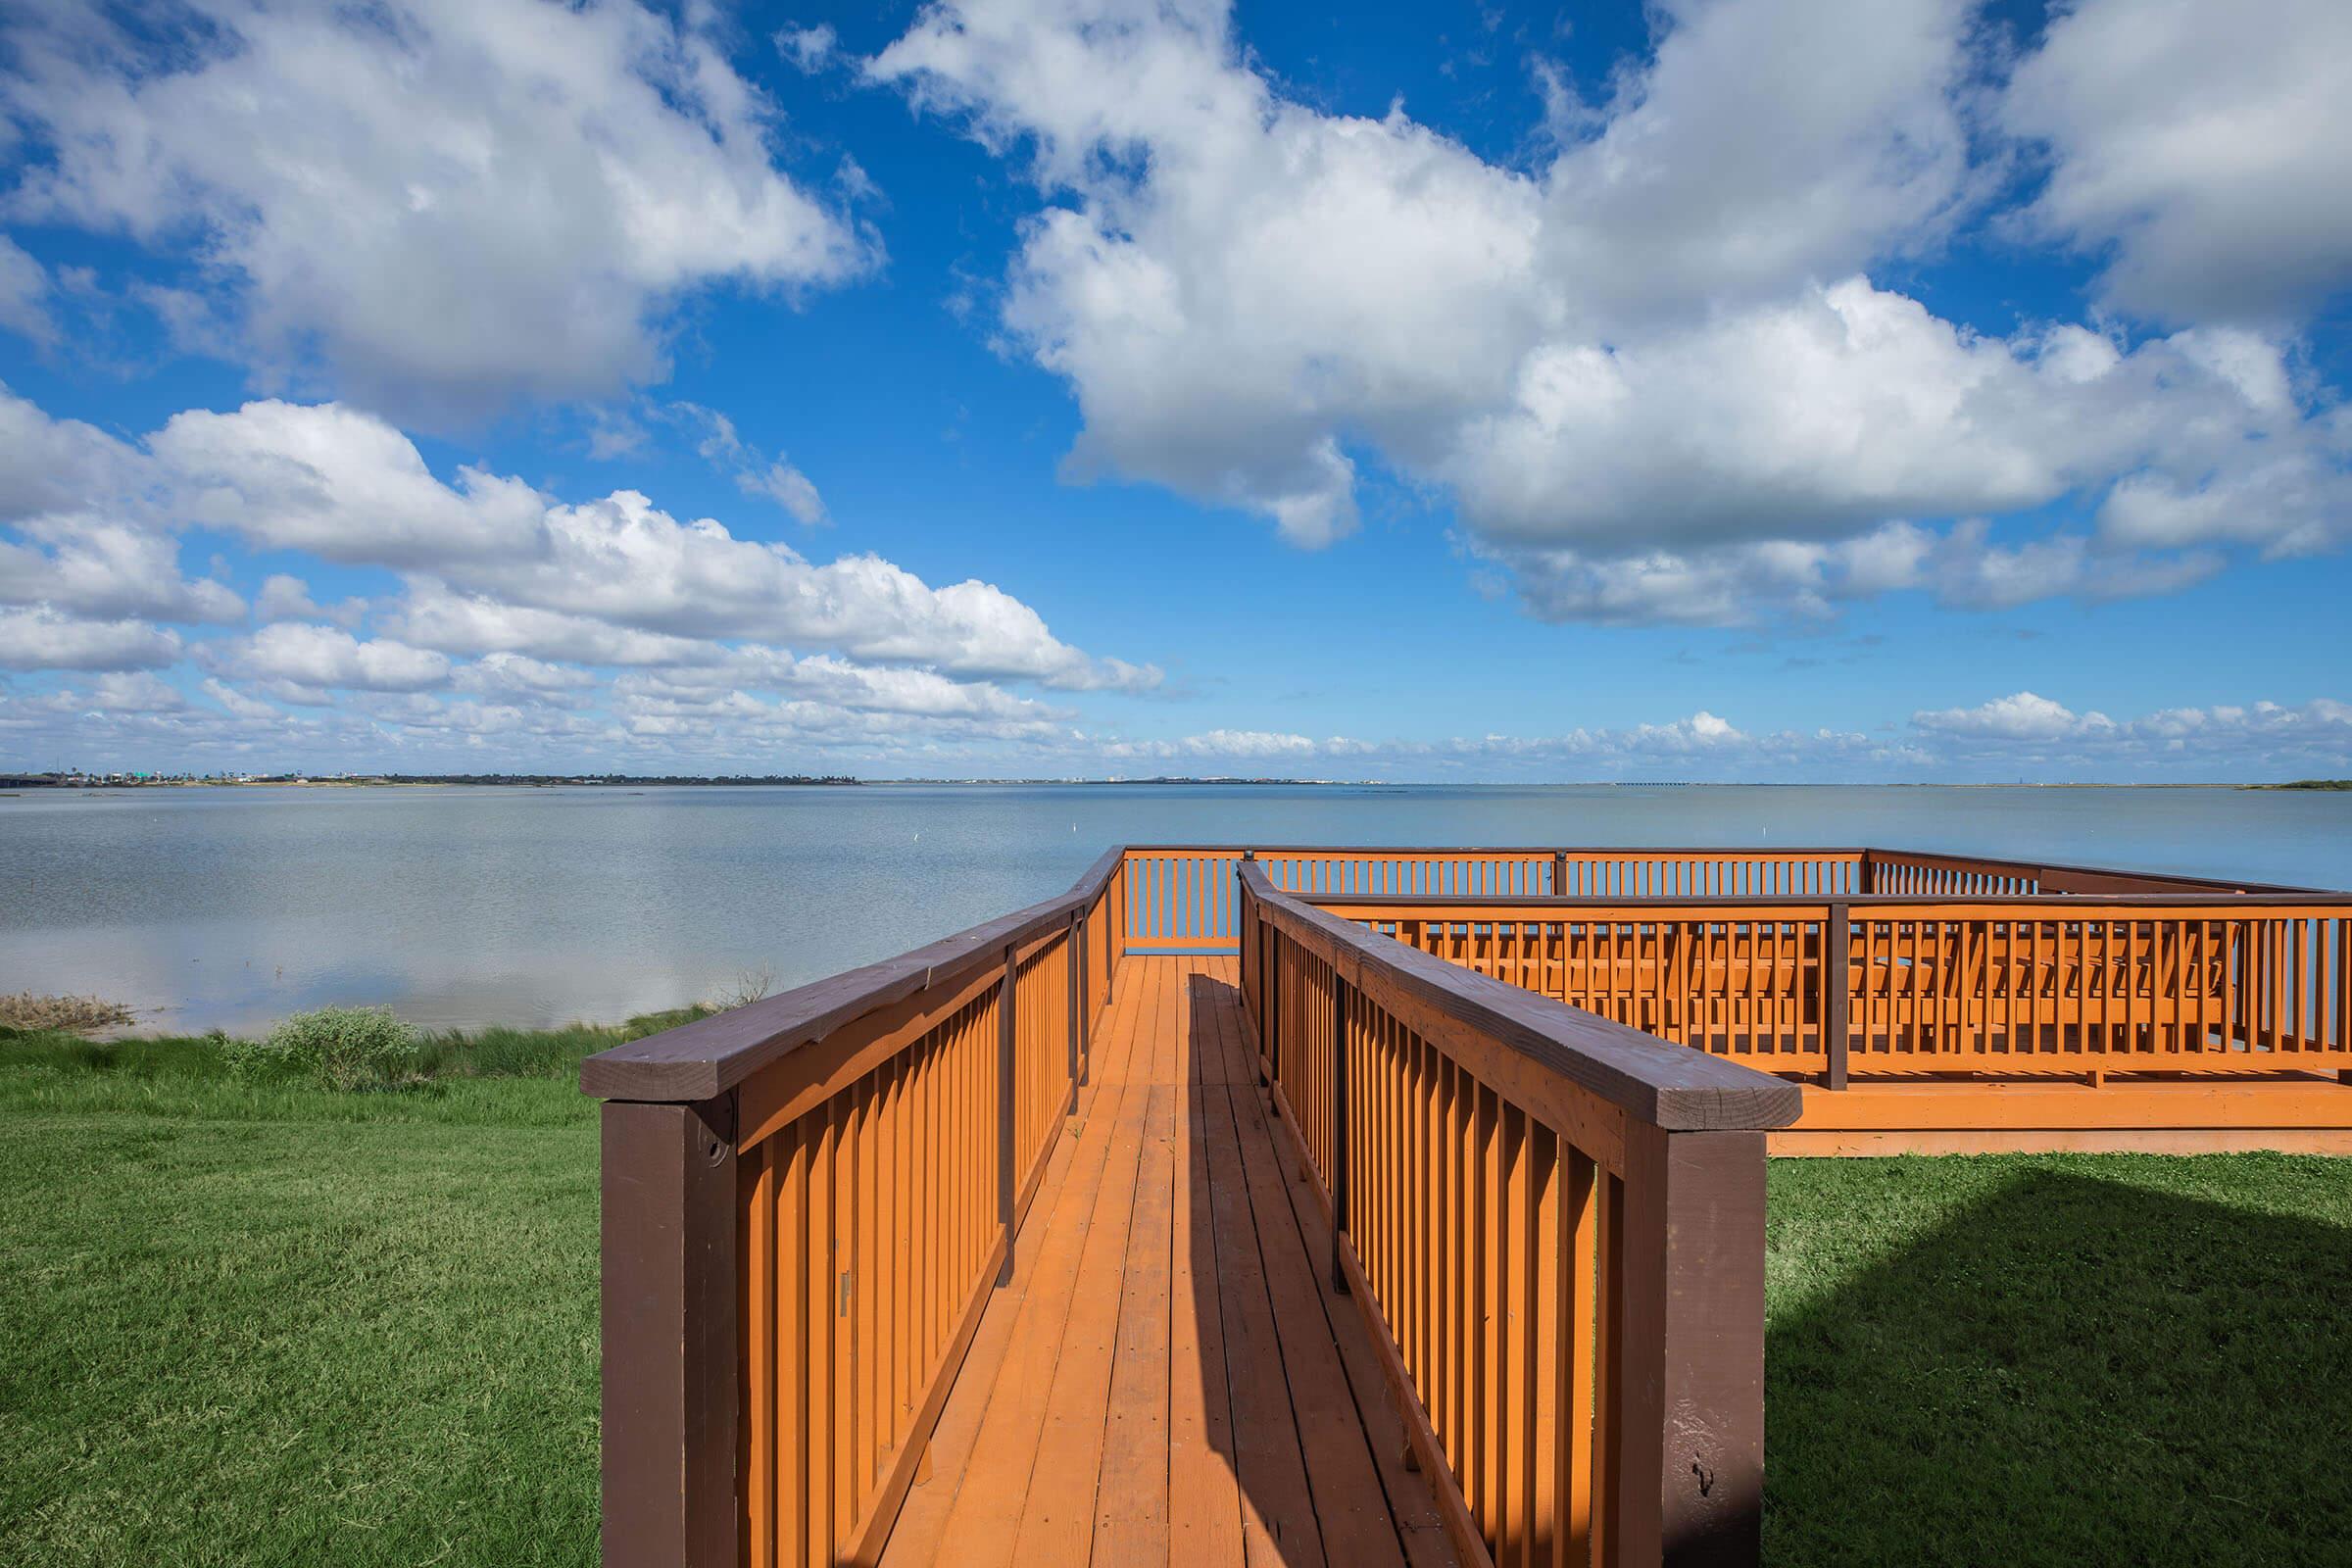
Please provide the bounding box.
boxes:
[1763,1165,2352,1565]
[1180,970,1310,1565]
[1178,968,1439,1567]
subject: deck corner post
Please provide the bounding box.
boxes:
[1330,974,1351,1296]
[599,1095,740,1568]
[1856,849,1875,895]
[1552,848,1570,896]
[1824,902,1851,1091]
[998,942,1017,1285]
[1614,1122,1769,1568]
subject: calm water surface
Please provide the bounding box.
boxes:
[3,783,2347,1034]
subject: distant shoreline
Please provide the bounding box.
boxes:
[0,772,860,790]
[5,774,2347,792]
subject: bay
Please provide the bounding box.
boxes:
[2,781,2345,1035]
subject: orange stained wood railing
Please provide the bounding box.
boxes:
[577,841,2341,1568]
[1121,846,1885,952]
[580,847,1125,1568]
[1238,857,1802,1567]
[1317,893,2352,1082]
[1114,844,2295,954]
[1119,846,1562,951]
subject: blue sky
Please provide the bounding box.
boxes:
[0,0,2347,780]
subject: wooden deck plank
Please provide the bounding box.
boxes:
[1221,1070,1406,1563]
[1091,1081,1175,1564]
[1200,1077,1329,1566]
[1005,1010,1152,1564]
[894,956,1151,1568]
[1170,1086,1249,1567]
[883,955,1458,1568]
[1216,980,1462,1568]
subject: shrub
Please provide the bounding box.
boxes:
[242,1005,420,1091]
[215,1029,288,1079]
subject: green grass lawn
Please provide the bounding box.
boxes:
[1765,1152,2352,1565]
[0,1020,684,1568]
[2,1028,2346,1565]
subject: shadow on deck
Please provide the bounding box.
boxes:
[879,956,1458,1568]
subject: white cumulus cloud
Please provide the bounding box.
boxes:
[871,0,2352,622]
[2,0,875,421]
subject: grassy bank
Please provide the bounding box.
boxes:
[0,1015,677,1567]
[1,1025,2346,1565]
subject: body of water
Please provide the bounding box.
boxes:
[3,782,2347,1035]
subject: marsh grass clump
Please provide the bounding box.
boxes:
[715,962,775,1010]
[232,1004,421,1091]
[0,992,136,1034]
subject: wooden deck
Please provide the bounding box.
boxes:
[1769,1075,2352,1155]
[879,955,1460,1568]
[583,843,2348,1567]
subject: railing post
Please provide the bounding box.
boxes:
[600,1096,738,1568]
[997,943,1017,1286]
[1330,974,1350,1296]
[1856,849,1875,895]
[1239,852,1257,1028]
[1614,1122,1769,1566]
[1552,849,1569,896]
[1824,902,1850,1091]
[1262,928,1278,1088]
[1074,914,1091,1088]
[1066,913,1082,1100]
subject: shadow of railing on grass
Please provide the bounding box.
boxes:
[1764,1164,2352,1564]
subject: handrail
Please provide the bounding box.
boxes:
[1120,843,2325,895]
[580,845,1126,1101]
[1238,857,1799,1564]
[582,844,1128,1568]
[1870,845,2321,896]
[577,838,2331,1566]
[1309,889,2352,1084]
[1114,846,2330,954]
[1300,890,2352,908]
[1246,863,1804,1130]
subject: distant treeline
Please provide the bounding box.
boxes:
[1,772,861,789]
[379,773,861,787]
[2246,779,2352,791]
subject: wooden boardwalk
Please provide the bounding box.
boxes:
[879,955,1460,1568]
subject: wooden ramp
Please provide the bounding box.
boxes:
[880,956,1459,1568]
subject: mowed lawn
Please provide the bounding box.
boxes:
[0,1040,602,1568]
[3,1034,2349,1565]
[1764,1152,2352,1565]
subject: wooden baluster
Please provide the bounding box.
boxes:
[1332,975,1351,1295]
[995,945,1015,1285]
[1824,903,1850,1091]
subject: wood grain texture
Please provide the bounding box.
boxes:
[870,956,1462,1568]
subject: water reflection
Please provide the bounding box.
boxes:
[2,782,2345,1034]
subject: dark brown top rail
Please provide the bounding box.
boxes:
[1298,890,2352,909]
[1241,859,1803,1132]
[582,840,2327,1100]
[1134,842,2328,896]
[581,845,1124,1102]
[1876,846,2320,897]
